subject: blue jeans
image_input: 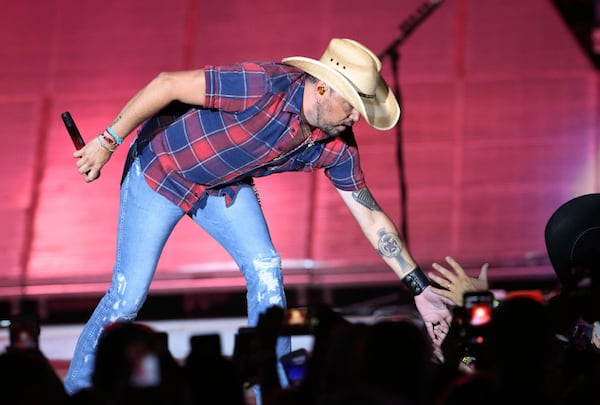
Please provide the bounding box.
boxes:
[64,153,291,395]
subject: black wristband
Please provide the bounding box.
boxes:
[402,267,430,295]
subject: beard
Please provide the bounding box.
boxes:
[321,123,351,137]
[315,108,354,137]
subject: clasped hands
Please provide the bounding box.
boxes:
[415,256,489,362]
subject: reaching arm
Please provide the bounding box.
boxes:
[73,69,206,182]
[337,187,452,350]
[337,187,418,280]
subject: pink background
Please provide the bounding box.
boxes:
[0,0,596,303]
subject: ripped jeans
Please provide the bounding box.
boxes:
[63,154,290,395]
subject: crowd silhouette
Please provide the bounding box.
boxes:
[2,294,599,405]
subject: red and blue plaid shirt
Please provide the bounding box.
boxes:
[136,62,365,212]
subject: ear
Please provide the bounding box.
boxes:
[316,81,327,96]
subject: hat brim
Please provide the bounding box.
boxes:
[282,56,400,131]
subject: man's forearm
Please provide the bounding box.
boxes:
[375,228,414,275]
[107,75,173,140]
[351,189,429,294]
[373,228,430,295]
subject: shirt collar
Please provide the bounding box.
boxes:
[281,73,305,115]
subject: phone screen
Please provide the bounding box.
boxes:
[464,291,494,327]
[280,348,309,387]
[280,308,318,335]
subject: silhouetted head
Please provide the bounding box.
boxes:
[545,194,600,322]
[92,321,162,394]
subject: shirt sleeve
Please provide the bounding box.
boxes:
[204,63,269,112]
[322,134,366,191]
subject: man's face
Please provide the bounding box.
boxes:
[315,87,361,136]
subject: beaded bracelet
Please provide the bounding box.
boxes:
[401,266,430,295]
[105,126,123,145]
[100,131,118,147]
[97,135,116,153]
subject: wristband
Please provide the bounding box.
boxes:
[100,131,118,147]
[97,135,116,153]
[106,126,123,145]
[402,266,430,295]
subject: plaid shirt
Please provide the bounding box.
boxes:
[136,62,365,212]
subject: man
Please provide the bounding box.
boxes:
[64,38,451,395]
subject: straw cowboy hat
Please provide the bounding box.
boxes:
[282,38,400,131]
[545,193,600,290]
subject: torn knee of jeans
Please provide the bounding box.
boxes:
[254,254,283,286]
[254,255,282,278]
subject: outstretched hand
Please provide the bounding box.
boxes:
[414,285,452,358]
[428,256,489,306]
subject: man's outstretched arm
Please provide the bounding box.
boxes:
[337,187,452,345]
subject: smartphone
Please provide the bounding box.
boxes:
[3,314,40,351]
[231,327,259,385]
[61,111,86,150]
[458,291,495,362]
[280,348,309,387]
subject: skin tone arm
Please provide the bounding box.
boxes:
[74,69,206,182]
[336,187,418,279]
[337,187,452,350]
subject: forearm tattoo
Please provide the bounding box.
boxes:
[376,229,412,272]
[112,115,122,126]
[352,188,381,211]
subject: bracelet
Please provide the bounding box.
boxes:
[97,135,116,153]
[401,266,430,295]
[105,126,123,145]
[100,131,118,147]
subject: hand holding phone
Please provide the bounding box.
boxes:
[61,111,86,150]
